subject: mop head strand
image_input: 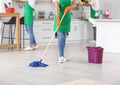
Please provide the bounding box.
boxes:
[29,61,48,67]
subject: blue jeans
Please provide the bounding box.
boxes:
[25,23,36,46]
[57,32,67,57]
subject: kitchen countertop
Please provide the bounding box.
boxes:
[89,17,120,53]
[88,18,120,25]
[0,18,89,22]
[34,18,89,22]
[89,18,120,22]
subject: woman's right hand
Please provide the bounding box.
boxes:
[56,15,60,28]
[64,5,72,14]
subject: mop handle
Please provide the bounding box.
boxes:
[40,14,66,60]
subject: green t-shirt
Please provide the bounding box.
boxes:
[24,2,34,25]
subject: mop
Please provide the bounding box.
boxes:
[29,14,66,67]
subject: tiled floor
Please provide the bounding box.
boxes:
[0,41,120,85]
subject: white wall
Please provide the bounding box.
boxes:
[35,2,55,19]
[99,0,120,19]
[13,2,55,19]
[3,0,120,19]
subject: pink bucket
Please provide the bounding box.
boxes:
[86,46,104,64]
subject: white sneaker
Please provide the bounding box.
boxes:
[59,57,64,63]
[33,45,39,49]
[23,46,33,51]
[64,57,69,61]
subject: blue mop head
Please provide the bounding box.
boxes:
[29,61,48,67]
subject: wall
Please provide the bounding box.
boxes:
[1,0,120,19]
[13,2,55,19]
[34,2,55,19]
[13,1,84,19]
[99,0,120,19]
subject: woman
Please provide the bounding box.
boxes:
[53,0,76,63]
[21,0,39,50]
[90,0,100,18]
[90,0,100,41]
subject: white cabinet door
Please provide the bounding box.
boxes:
[34,20,54,44]
[80,21,93,41]
[67,20,93,42]
[33,20,93,44]
[67,21,81,41]
[33,21,42,43]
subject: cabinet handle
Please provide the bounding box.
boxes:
[42,29,51,30]
[42,37,51,39]
[42,22,52,24]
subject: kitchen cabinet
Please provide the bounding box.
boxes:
[89,18,120,53]
[33,20,54,44]
[33,20,82,44]
[67,20,93,42]
[79,21,93,41]
[67,21,81,41]
[25,20,93,45]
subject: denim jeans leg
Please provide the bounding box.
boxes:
[57,32,66,57]
[25,24,36,46]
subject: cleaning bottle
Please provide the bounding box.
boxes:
[98,9,103,19]
[103,8,109,18]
